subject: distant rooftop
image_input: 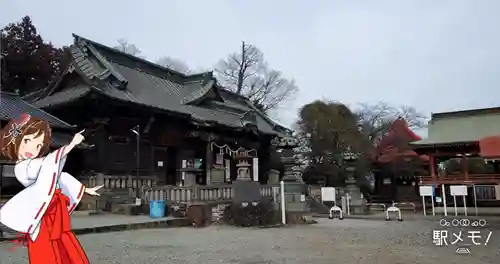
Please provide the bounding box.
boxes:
[413,106,500,146]
[432,106,500,120]
[0,92,74,129]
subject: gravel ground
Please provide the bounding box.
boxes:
[1,217,499,264]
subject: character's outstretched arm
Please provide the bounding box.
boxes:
[59,129,85,160]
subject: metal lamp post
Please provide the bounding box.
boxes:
[130,125,140,199]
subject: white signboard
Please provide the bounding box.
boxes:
[252,158,259,182]
[157,161,164,167]
[450,185,468,196]
[419,186,434,196]
[224,159,231,182]
[321,187,336,202]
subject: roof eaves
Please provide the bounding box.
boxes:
[411,140,477,148]
[181,79,216,105]
[22,100,76,128]
[241,98,290,133]
[74,38,128,88]
[432,107,500,120]
[34,85,93,109]
[22,88,47,102]
[72,34,189,83]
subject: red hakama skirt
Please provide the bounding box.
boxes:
[27,189,89,264]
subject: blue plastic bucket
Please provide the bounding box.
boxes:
[149,200,165,218]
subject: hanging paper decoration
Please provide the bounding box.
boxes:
[210,142,258,157]
[216,153,224,165]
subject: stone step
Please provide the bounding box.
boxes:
[110,203,143,215]
[305,197,330,214]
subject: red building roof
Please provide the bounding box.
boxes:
[375,118,428,163]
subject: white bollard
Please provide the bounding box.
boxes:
[385,205,403,221]
[329,205,344,220]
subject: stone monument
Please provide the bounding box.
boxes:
[342,146,367,215]
[232,149,260,204]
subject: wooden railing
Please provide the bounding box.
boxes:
[142,184,277,204]
[474,185,498,200]
[85,174,158,190]
[418,174,500,184]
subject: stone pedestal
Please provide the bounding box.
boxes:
[344,166,367,215]
[232,155,260,204]
[210,169,225,184]
[267,169,280,184]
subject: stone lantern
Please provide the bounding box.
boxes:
[271,135,308,213]
[342,146,367,215]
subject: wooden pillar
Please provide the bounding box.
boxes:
[205,141,212,185]
[430,155,437,180]
[462,156,469,180]
[96,130,108,174]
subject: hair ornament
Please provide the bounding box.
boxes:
[3,113,31,145]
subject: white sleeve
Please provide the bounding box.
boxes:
[0,147,67,239]
[59,173,85,214]
[14,158,43,187]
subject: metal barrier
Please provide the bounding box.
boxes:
[386,205,403,221]
[393,202,416,213]
[366,203,386,211]
[329,205,344,220]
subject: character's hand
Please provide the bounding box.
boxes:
[71,129,85,146]
[85,185,103,196]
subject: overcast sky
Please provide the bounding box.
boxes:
[2,0,500,136]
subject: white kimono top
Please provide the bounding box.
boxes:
[0,147,85,241]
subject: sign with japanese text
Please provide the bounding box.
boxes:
[450,185,468,196]
[321,187,335,202]
[419,186,434,196]
[433,230,492,247]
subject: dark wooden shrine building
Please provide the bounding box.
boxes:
[24,34,287,187]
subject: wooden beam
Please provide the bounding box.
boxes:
[429,155,437,180]
[462,156,469,180]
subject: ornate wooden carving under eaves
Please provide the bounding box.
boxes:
[186,131,218,141]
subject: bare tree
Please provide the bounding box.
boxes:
[156,56,191,74]
[215,41,298,112]
[356,102,427,145]
[114,39,145,59]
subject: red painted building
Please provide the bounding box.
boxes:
[411,108,500,203]
[372,118,428,202]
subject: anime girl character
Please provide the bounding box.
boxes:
[0,113,103,264]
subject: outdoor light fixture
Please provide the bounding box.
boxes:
[130,125,140,199]
[130,128,139,136]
